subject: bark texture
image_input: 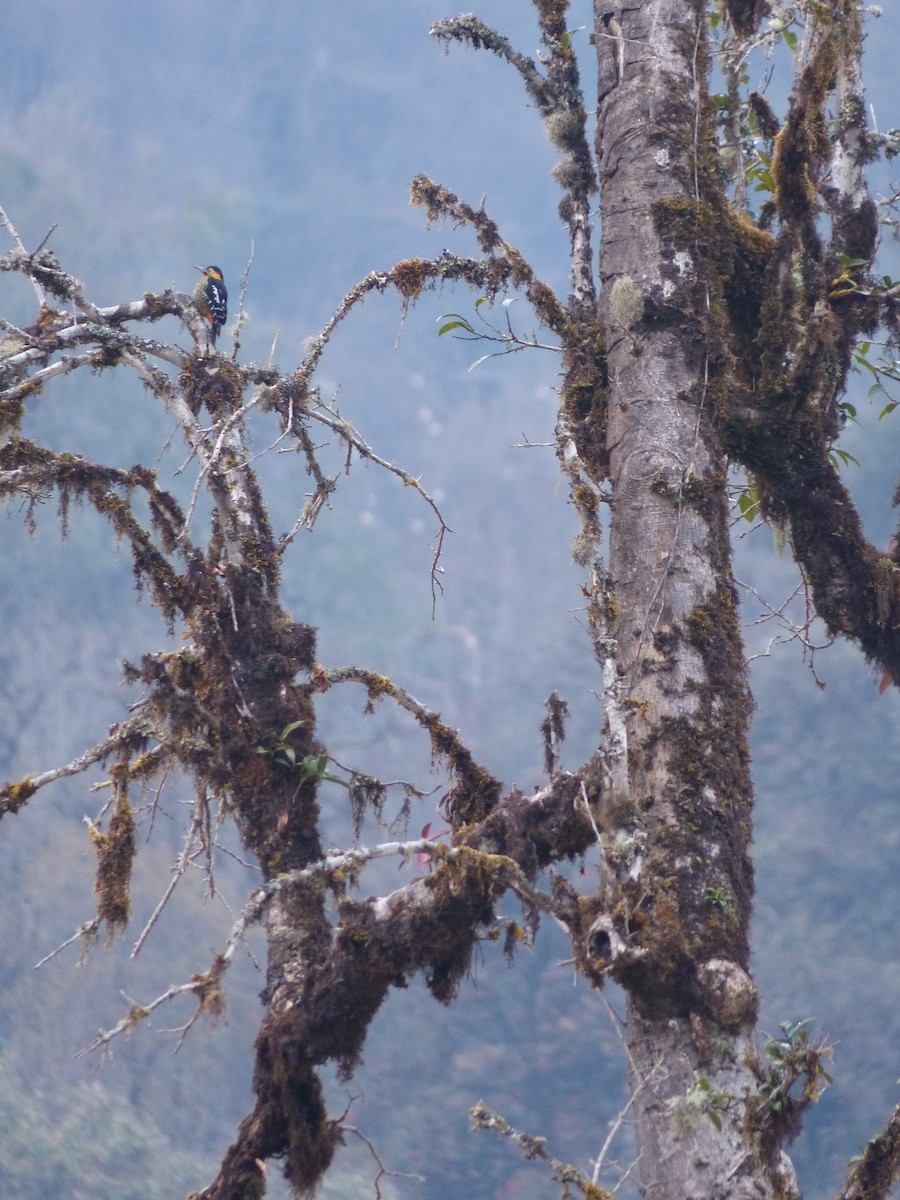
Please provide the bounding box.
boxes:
[589,0,892,1195]
[594,1,777,1195]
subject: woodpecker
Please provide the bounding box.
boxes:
[192,265,227,346]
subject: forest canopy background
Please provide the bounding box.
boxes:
[1,2,899,1198]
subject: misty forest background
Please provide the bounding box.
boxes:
[1,3,899,1198]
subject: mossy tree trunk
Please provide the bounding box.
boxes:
[591,1,778,1194]
[586,0,887,1195]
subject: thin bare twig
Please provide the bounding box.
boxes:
[230,239,254,358]
[342,1123,426,1200]
[131,809,205,958]
[76,982,204,1059]
[34,919,101,970]
[307,399,451,610]
[0,205,46,304]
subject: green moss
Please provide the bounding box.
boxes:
[652,195,776,387]
[0,777,37,817]
[391,258,433,302]
[558,318,608,478]
[363,673,393,701]
[534,0,569,27]
[142,289,176,322]
[89,786,136,934]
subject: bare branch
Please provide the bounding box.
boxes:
[75,980,209,1060]
[0,716,160,820]
[0,205,46,305]
[343,1122,426,1198]
[34,919,101,970]
[131,808,206,958]
[314,665,500,815]
[230,238,254,358]
[306,396,451,594]
[470,1100,616,1200]
[409,180,570,335]
[430,16,552,112]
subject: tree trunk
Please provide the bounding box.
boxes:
[594,2,795,1194]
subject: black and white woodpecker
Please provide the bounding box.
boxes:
[192,265,228,346]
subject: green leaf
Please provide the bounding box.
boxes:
[838,401,857,429]
[829,448,859,469]
[737,488,759,523]
[752,169,775,193]
[437,317,473,337]
[279,720,306,740]
[840,256,870,268]
[297,754,349,788]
